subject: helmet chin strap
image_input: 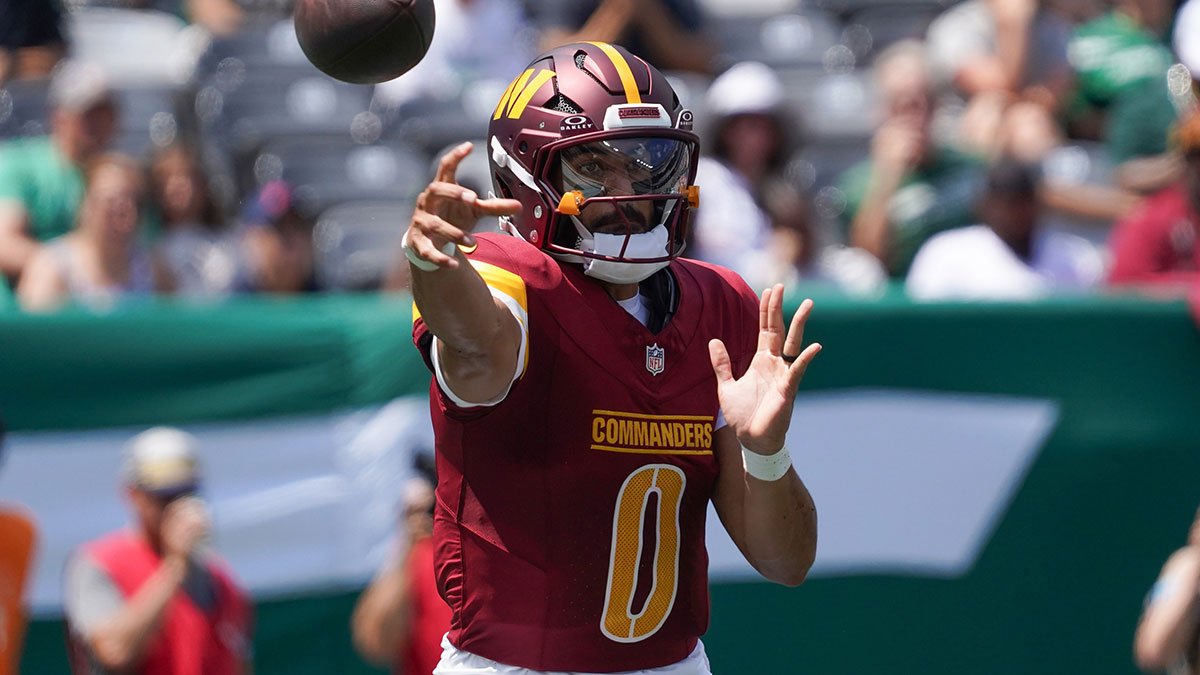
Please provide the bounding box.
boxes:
[550,195,679,283]
[579,224,671,284]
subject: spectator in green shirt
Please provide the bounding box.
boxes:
[0,60,117,283]
[837,40,985,277]
[1066,0,1178,170]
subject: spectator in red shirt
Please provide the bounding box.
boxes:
[1108,111,1200,290]
[352,454,450,675]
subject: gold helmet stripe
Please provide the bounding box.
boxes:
[586,42,642,104]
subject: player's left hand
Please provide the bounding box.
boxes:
[708,285,821,455]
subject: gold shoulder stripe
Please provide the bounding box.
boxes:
[411,260,528,325]
[471,260,527,313]
[586,42,642,104]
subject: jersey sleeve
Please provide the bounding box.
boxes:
[411,242,531,409]
[62,552,124,638]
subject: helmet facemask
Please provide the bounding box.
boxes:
[536,131,698,283]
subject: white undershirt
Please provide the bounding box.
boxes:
[616,291,651,327]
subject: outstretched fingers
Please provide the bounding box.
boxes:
[781,298,814,359]
[408,213,466,268]
[435,141,473,184]
[785,342,822,390]
[708,338,734,384]
[471,196,523,217]
[756,284,786,354]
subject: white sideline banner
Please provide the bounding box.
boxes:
[0,390,1056,616]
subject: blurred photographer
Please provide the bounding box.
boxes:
[352,454,450,674]
[63,427,252,675]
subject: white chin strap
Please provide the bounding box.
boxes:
[580,224,672,284]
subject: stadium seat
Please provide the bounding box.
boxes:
[109,84,195,159]
[712,10,842,70]
[788,137,871,193]
[197,64,375,158]
[779,68,877,142]
[0,80,50,139]
[381,96,488,158]
[698,0,802,17]
[839,4,945,62]
[312,200,414,290]
[65,8,205,85]
[197,17,307,76]
[249,135,429,215]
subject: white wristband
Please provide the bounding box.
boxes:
[403,229,459,272]
[742,445,792,482]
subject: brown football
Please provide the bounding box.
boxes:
[293,0,436,85]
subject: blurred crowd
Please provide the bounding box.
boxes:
[1,0,1199,312]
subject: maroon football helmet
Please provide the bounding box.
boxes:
[487,42,699,281]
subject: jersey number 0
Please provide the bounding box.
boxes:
[600,464,686,643]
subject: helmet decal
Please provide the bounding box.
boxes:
[493,68,556,120]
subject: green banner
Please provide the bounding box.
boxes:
[5,293,1200,675]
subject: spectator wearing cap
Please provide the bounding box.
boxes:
[63,427,252,675]
[692,62,884,294]
[17,153,173,312]
[1108,111,1200,289]
[234,180,318,295]
[0,60,117,283]
[837,41,986,278]
[906,156,1104,300]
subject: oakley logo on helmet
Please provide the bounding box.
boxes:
[676,110,694,131]
[560,115,597,133]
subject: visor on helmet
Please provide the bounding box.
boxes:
[557,137,692,200]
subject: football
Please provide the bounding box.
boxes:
[293,0,436,85]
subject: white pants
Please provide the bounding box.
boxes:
[432,635,713,675]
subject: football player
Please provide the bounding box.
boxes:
[404,42,821,675]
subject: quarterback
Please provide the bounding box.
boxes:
[405,42,821,675]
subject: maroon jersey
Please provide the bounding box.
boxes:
[412,233,757,672]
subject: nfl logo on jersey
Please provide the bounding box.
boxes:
[645,343,665,376]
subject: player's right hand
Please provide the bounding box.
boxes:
[162,496,211,561]
[406,142,523,270]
